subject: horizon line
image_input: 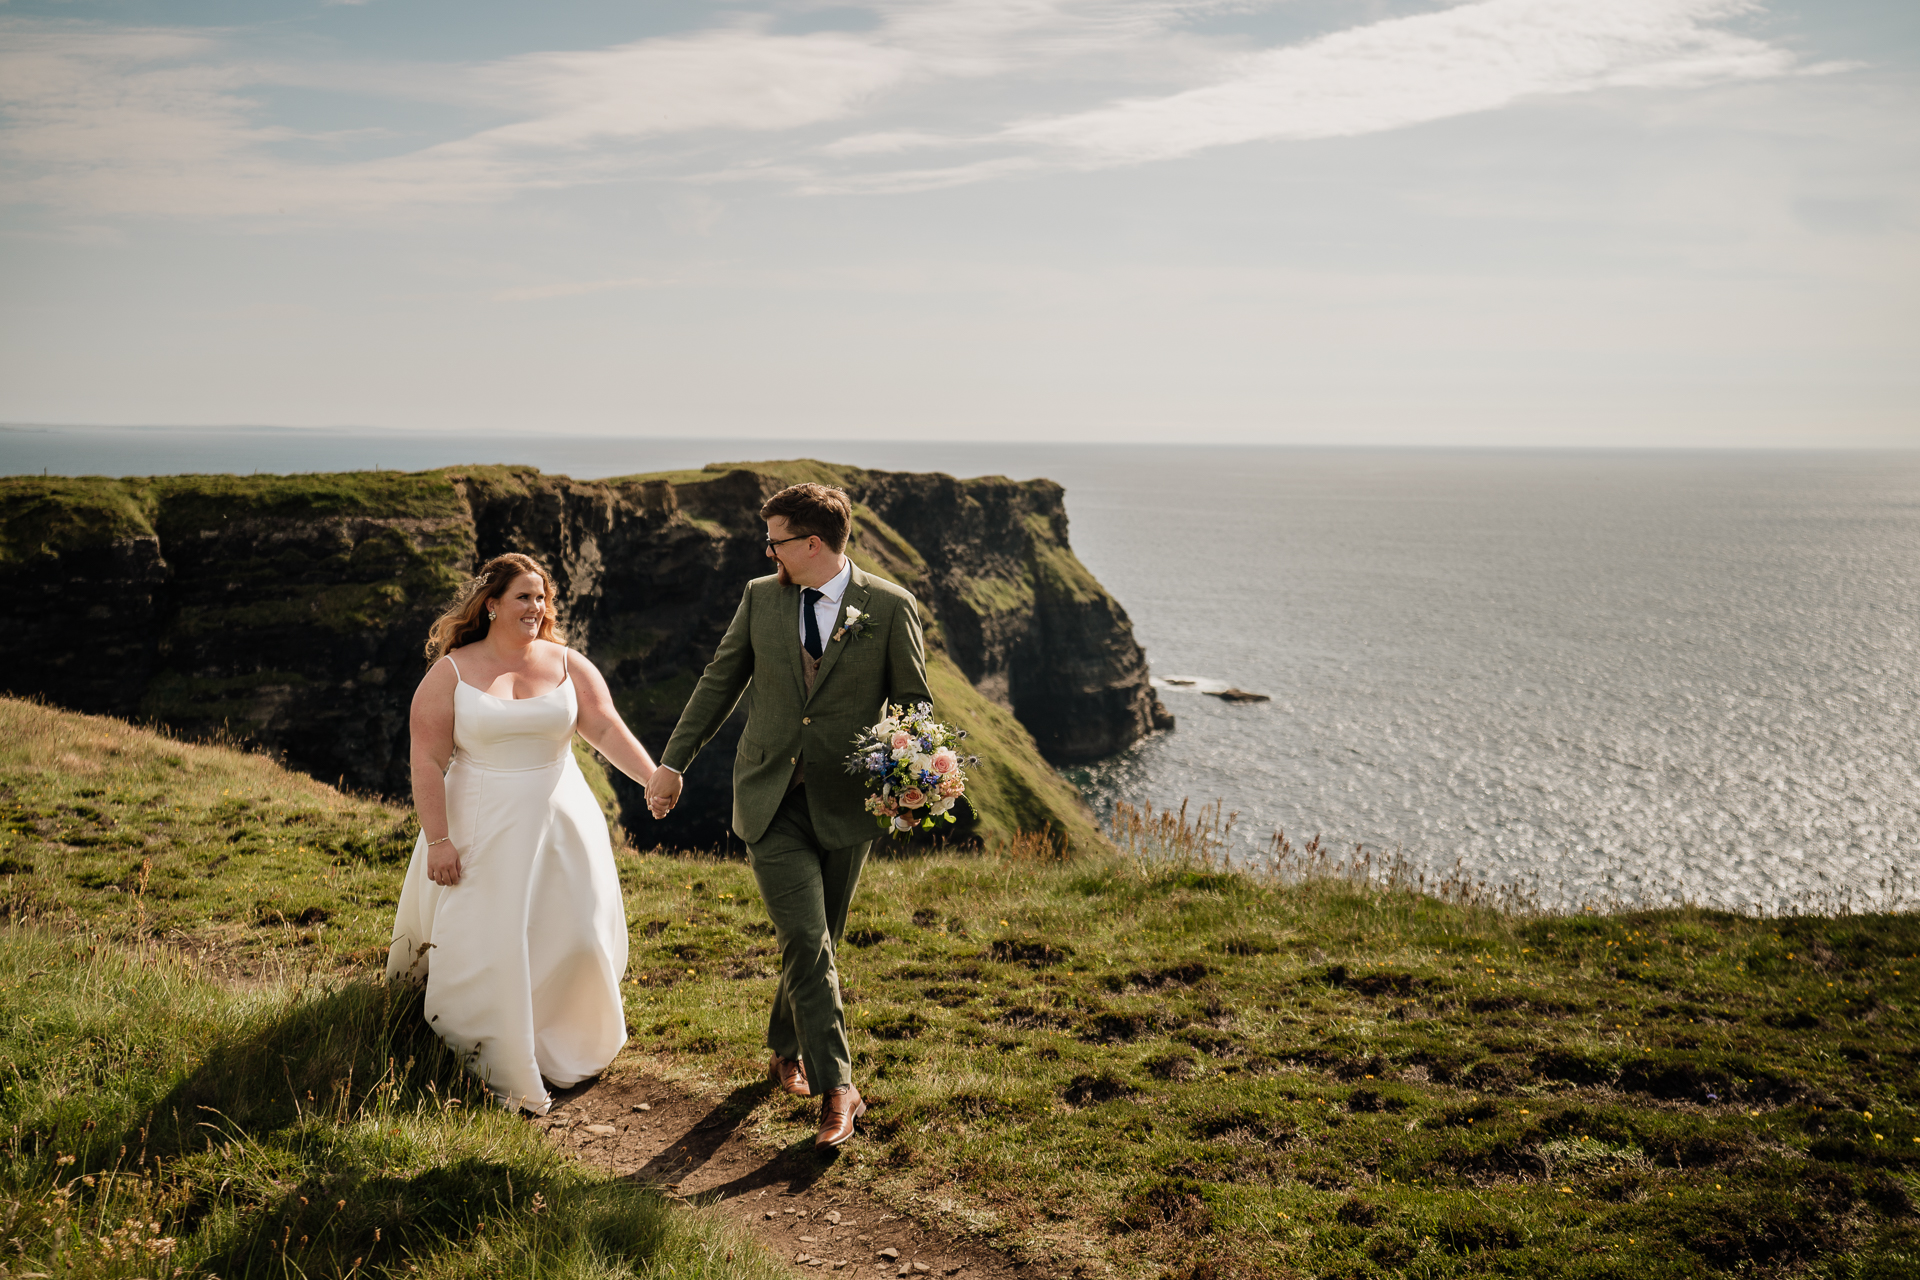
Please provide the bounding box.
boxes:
[2,424,1915,454]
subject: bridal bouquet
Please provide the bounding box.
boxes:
[845,701,977,834]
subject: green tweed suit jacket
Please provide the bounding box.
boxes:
[660,564,933,849]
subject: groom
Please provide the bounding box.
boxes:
[644,482,931,1147]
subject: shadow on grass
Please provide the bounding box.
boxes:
[193,1154,680,1280]
[127,978,485,1167]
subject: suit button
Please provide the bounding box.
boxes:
[789,757,795,764]
[803,716,812,725]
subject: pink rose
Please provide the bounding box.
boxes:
[930,749,958,775]
[890,731,913,751]
[899,787,927,809]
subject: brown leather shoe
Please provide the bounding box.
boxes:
[814,1084,867,1148]
[767,1054,810,1098]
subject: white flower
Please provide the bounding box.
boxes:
[844,606,863,622]
[930,798,953,816]
[892,815,915,831]
[911,751,934,775]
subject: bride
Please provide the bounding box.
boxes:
[387,552,657,1113]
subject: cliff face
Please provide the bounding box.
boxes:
[847,468,1174,761]
[0,462,1168,851]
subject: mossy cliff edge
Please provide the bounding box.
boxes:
[0,461,1171,853]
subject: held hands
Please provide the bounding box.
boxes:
[427,840,464,887]
[645,767,682,820]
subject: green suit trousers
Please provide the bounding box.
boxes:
[749,785,871,1093]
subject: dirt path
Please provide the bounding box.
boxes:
[535,1071,1034,1278]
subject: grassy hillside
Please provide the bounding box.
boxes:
[5,698,1916,1279]
[0,930,778,1280]
[0,696,416,966]
[921,652,1106,854]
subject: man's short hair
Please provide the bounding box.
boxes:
[760,482,853,553]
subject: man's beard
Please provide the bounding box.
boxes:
[774,559,793,586]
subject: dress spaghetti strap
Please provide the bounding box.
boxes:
[559,647,572,686]
[446,655,463,679]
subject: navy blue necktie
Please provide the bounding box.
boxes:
[802,588,824,659]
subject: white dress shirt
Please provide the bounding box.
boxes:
[801,558,854,652]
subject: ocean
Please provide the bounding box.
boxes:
[6,426,1916,914]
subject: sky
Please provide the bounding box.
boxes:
[1,1,1915,447]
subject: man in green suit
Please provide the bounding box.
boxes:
[644,482,932,1148]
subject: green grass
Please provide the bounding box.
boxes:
[8,698,1918,1278]
[0,697,419,968]
[0,928,781,1280]
[0,471,475,568]
[608,837,1920,1280]
[0,478,155,567]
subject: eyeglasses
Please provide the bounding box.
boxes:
[764,533,812,553]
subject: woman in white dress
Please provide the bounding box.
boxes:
[387,552,657,1114]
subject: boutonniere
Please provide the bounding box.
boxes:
[832,605,872,643]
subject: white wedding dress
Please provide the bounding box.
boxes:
[386,653,629,1114]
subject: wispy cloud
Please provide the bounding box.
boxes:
[1009,0,1812,164]
[0,2,1823,219]
[0,17,917,217]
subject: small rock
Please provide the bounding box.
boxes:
[584,1123,617,1137]
[800,1236,817,1243]
[765,1211,777,1219]
[632,1103,651,1112]
[796,1252,812,1263]
[825,1210,842,1225]
[878,1248,899,1261]
[913,1265,931,1275]
[1206,687,1270,703]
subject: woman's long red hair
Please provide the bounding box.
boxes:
[425,553,563,661]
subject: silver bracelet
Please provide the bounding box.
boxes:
[426,836,451,848]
